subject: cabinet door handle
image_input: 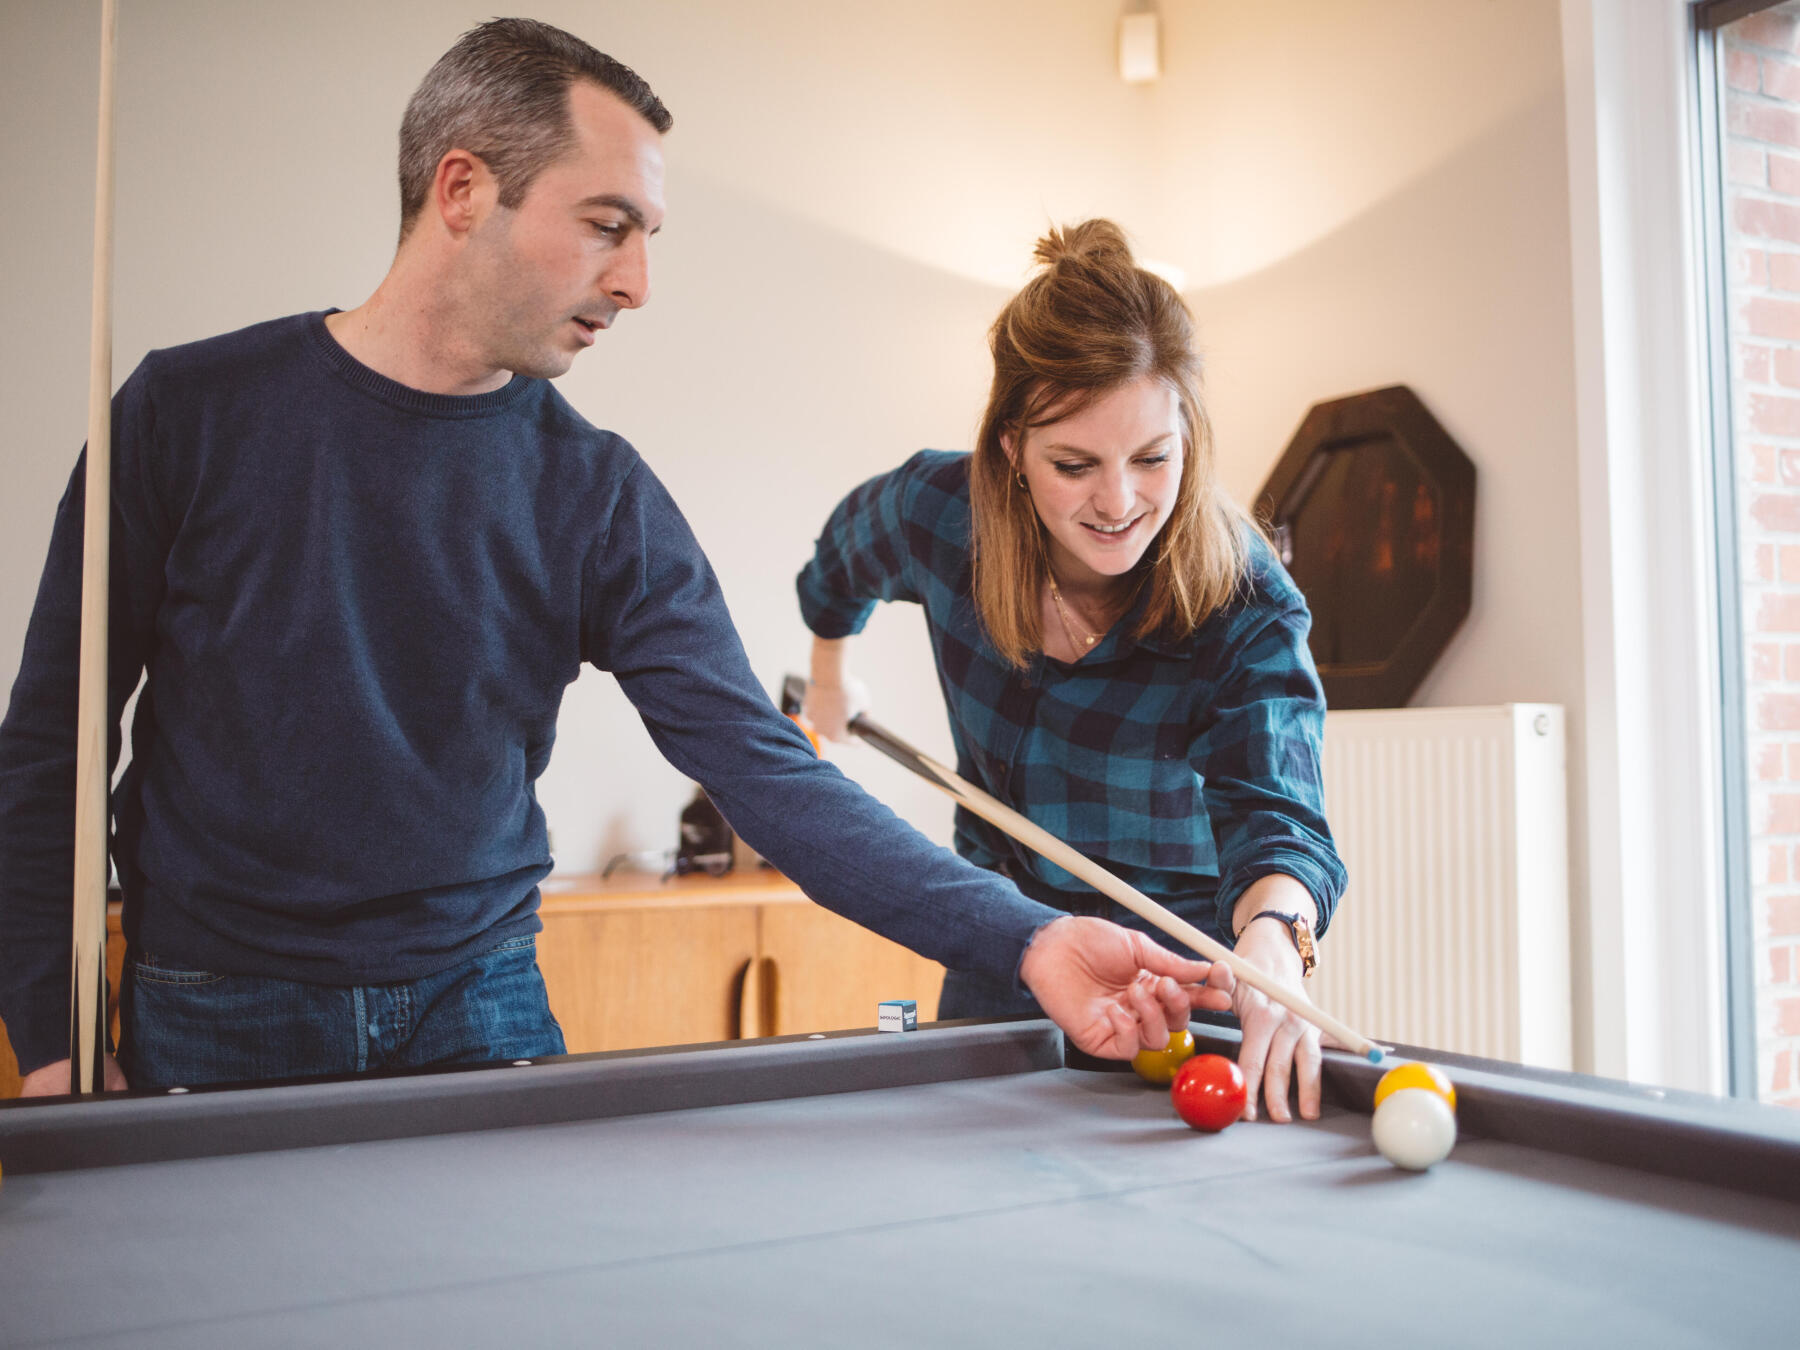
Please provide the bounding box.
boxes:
[734,956,779,1039]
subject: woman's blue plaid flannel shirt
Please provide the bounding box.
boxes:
[797,450,1346,952]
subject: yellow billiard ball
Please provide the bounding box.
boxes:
[1131,1028,1196,1085]
[1374,1061,1456,1113]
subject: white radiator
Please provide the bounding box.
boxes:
[1310,705,1571,1069]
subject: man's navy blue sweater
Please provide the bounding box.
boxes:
[0,313,1058,1074]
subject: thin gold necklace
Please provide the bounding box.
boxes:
[1048,574,1102,650]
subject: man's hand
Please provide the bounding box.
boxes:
[19,1055,128,1097]
[1019,915,1233,1059]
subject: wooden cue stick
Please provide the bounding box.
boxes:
[847,712,1385,1063]
[70,0,119,1094]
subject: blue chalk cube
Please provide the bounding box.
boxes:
[877,999,918,1033]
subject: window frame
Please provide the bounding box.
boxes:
[1690,0,1773,1099]
[1564,0,1730,1093]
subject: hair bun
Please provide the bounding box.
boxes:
[1031,219,1136,272]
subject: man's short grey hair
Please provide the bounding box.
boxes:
[397,18,671,240]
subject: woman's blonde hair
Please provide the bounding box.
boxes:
[969,219,1251,668]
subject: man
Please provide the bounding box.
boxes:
[0,18,1230,1095]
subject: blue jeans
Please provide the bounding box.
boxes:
[119,934,566,1089]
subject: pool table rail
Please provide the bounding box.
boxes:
[0,1021,1059,1176]
[6,1018,1799,1209]
[1185,1026,1800,1205]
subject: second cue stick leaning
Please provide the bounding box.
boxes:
[844,708,1384,1064]
[70,0,119,1095]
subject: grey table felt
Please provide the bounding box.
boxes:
[2,1067,1796,1350]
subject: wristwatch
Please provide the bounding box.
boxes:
[1235,909,1317,977]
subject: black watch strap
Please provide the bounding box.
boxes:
[1235,909,1317,977]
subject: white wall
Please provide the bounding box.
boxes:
[2,0,1160,872]
[1154,0,1593,1060]
[1,0,1581,1013]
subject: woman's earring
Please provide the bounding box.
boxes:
[1016,471,1028,491]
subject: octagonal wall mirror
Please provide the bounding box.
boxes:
[1254,386,1475,709]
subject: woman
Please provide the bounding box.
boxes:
[798,220,1345,1124]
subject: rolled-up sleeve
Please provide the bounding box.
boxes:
[1188,602,1346,939]
[796,453,931,639]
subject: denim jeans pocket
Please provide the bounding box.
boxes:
[130,953,227,986]
[123,957,360,1087]
[410,934,564,1065]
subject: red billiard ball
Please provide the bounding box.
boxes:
[1171,1054,1247,1132]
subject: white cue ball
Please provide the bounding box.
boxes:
[1371,1086,1457,1170]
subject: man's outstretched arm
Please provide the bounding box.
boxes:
[585,457,1230,1055]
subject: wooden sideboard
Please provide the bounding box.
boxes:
[534,869,945,1053]
[0,873,945,1096]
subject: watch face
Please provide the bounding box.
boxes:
[1293,923,1317,975]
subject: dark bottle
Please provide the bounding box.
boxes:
[676,787,734,877]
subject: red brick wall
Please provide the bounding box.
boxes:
[1726,3,1800,1108]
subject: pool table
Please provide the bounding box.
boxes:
[2,1020,1797,1348]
